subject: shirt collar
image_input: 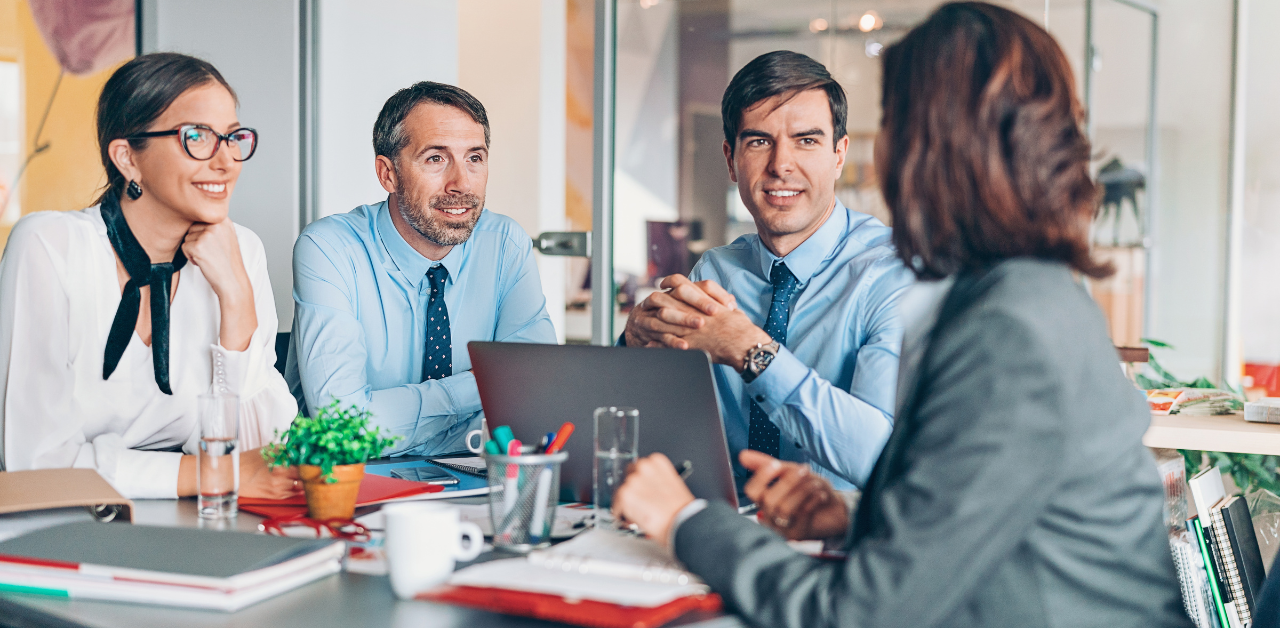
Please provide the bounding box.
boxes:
[375,199,467,289]
[754,198,850,285]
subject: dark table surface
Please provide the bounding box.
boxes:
[0,498,742,628]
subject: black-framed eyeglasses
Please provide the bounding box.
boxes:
[127,124,258,162]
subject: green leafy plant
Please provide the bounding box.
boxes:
[1134,338,1219,392]
[262,400,401,483]
[1137,339,1276,495]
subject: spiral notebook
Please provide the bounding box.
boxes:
[432,528,719,625]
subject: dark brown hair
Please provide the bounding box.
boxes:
[721,51,846,157]
[878,2,1110,279]
[95,53,237,205]
[374,81,490,163]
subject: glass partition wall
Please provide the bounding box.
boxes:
[582,0,1241,391]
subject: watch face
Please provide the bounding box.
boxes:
[752,348,775,371]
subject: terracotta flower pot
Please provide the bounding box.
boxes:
[298,463,365,520]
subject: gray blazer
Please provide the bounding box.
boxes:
[675,259,1192,628]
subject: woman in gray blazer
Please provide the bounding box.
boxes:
[612,3,1192,627]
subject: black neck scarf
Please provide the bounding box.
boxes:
[100,192,187,394]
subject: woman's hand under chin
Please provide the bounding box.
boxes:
[182,218,250,300]
[182,218,257,351]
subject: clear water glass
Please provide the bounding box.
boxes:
[197,393,239,519]
[593,406,639,528]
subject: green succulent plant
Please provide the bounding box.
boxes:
[262,400,401,483]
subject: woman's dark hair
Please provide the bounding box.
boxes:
[878,2,1110,279]
[373,81,490,164]
[95,53,237,204]
[721,51,847,157]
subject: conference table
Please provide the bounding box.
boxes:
[0,496,743,628]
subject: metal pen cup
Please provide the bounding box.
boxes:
[484,446,567,553]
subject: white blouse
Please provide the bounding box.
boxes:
[0,206,297,498]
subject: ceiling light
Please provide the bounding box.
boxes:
[859,11,882,32]
[809,18,829,33]
[865,40,883,58]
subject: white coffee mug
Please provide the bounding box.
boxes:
[383,502,483,600]
[464,416,489,454]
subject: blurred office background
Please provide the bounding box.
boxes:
[0,0,1275,392]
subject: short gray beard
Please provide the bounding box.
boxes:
[395,177,483,247]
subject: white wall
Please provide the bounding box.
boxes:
[316,0,459,219]
[143,0,302,331]
[458,0,568,341]
[1242,0,1280,364]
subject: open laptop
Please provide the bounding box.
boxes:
[468,341,739,507]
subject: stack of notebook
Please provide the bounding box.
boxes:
[0,521,343,611]
[1179,467,1267,628]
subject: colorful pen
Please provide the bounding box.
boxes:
[528,467,554,543]
[546,422,575,454]
[502,440,522,518]
[492,425,515,453]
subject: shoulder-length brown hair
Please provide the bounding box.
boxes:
[877,1,1111,279]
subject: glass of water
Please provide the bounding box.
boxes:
[197,393,239,519]
[593,406,639,528]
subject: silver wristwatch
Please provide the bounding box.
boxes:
[741,340,780,384]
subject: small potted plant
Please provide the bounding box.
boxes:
[262,400,401,520]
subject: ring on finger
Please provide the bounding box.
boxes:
[773,515,790,528]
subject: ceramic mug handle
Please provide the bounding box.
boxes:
[465,430,484,454]
[455,521,483,562]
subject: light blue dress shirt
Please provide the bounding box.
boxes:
[286,200,557,455]
[691,201,913,490]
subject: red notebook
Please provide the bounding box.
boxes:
[238,474,443,518]
[421,585,723,628]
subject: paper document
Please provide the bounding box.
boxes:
[447,528,708,608]
[449,559,707,608]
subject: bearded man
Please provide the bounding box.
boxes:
[286,82,555,454]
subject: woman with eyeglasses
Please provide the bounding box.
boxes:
[0,53,301,500]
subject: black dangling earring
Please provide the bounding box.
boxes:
[125,180,143,201]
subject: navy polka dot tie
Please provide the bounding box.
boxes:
[423,266,452,382]
[747,262,798,458]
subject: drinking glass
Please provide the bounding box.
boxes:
[197,393,239,519]
[593,407,639,528]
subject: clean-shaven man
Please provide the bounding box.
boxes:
[287,82,556,454]
[624,51,912,490]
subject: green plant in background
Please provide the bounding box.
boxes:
[1138,339,1276,496]
[1136,338,1222,392]
[262,400,401,483]
[1180,450,1280,497]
